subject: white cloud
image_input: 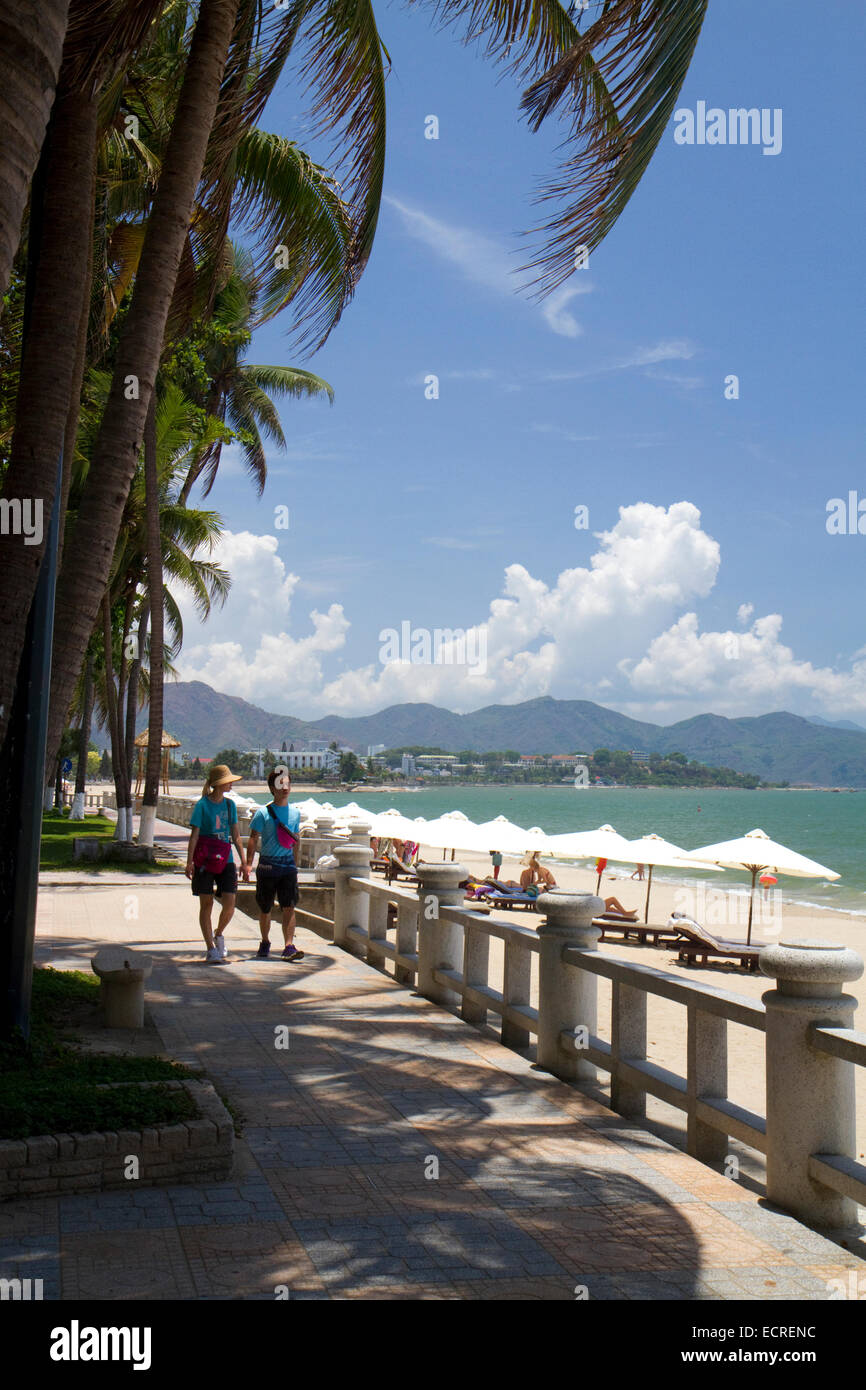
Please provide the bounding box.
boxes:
[175,513,866,724]
[176,531,349,707]
[385,195,591,337]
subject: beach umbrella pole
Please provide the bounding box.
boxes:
[747,867,757,946]
[644,866,653,924]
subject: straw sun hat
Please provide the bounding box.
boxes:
[205,763,243,789]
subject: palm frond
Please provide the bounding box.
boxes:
[519,0,709,293]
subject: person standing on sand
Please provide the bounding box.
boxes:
[490,850,503,881]
[246,766,305,962]
[186,763,249,964]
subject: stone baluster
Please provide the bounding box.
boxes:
[536,891,603,1082]
[415,863,467,1009]
[761,938,863,1227]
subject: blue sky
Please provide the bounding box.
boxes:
[176,0,866,725]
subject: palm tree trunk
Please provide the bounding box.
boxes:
[0,0,70,301]
[125,603,149,788]
[71,647,93,820]
[102,593,131,840]
[45,0,240,776]
[139,396,163,848]
[0,71,97,755]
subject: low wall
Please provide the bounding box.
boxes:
[0,1080,233,1201]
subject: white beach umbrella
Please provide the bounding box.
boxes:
[620,832,723,922]
[546,823,635,890]
[473,816,556,857]
[419,810,482,854]
[367,807,430,842]
[678,828,840,943]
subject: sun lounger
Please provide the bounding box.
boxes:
[669,915,761,971]
[480,887,539,911]
[593,917,682,945]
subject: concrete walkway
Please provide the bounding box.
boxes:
[3,870,866,1301]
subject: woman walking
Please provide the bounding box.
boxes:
[185,763,249,963]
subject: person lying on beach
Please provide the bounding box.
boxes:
[599,896,638,921]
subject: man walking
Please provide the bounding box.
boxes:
[246,766,304,961]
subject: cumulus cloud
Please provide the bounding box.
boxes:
[176,531,349,707]
[175,512,866,722]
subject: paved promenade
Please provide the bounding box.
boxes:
[3,864,866,1300]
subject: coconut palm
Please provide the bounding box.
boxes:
[173,245,334,504]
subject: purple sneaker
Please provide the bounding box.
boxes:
[281,944,305,961]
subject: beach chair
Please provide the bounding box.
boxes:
[385,850,420,884]
[480,886,539,911]
[593,916,682,946]
[669,915,761,971]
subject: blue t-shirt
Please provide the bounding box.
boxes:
[190,795,237,842]
[250,802,300,867]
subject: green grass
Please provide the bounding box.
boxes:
[0,967,196,1140]
[39,811,179,873]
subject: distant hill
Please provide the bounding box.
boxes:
[808,715,866,734]
[135,682,866,786]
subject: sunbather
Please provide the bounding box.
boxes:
[599,896,638,920]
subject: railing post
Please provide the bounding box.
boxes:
[536,891,603,1081]
[502,939,531,1050]
[367,892,389,967]
[332,844,371,951]
[348,819,371,845]
[415,863,467,1009]
[612,980,648,1120]
[395,900,419,985]
[461,917,490,1026]
[686,1004,726,1161]
[761,938,864,1227]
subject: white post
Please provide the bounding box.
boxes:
[536,891,603,1082]
[415,863,467,1009]
[332,843,371,951]
[70,792,86,821]
[761,938,863,1228]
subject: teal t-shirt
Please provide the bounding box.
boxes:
[250,802,300,867]
[190,795,237,842]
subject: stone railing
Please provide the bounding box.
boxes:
[329,842,866,1231]
[60,789,104,810]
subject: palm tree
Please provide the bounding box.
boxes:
[0,0,70,301]
[174,246,334,504]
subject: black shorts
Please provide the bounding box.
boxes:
[255,866,298,914]
[191,861,238,898]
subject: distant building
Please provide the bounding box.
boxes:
[630,750,651,764]
[401,754,416,778]
[366,744,386,757]
[519,754,547,764]
[415,754,458,769]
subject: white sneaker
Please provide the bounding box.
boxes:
[215,934,228,961]
[205,947,222,964]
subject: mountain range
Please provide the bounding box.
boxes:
[137,681,866,786]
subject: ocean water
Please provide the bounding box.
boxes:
[247,786,866,917]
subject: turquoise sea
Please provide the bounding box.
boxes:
[248,786,866,918]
